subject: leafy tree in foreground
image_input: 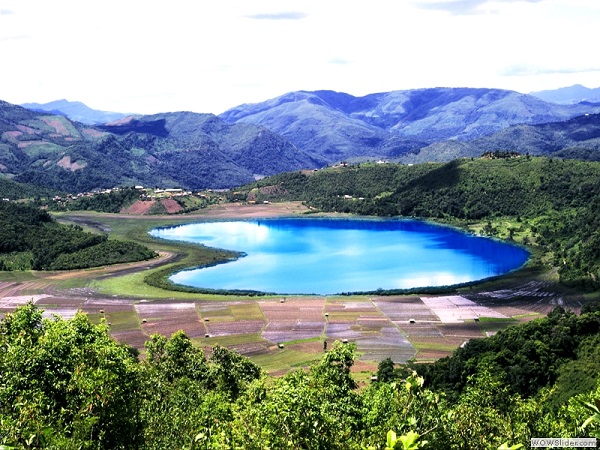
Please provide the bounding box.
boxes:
[0,302,141,449]
[1,304,598,449]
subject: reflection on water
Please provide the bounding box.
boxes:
[149,218,529,295]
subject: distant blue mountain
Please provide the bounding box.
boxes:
[20,99,129,125]
[530,85,600,105]
[220,88,600,163]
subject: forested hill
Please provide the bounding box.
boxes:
[233,156,600,289]
[0,100,320,192]
[408,112,600,163]
[0,202,156,270]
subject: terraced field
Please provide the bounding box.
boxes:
[0,270,582,375]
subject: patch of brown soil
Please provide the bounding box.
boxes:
[56,155,86,171]
[160,198,183,214]
[41,117,71,135]
[82,128,106,138]
[136,302,206,338]
[121,200,156,215]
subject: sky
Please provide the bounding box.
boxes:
[1,0,599,115]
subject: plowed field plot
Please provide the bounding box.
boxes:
[160,198,183,214]
[464,280,582,314]
[196,302,266,337]
[421,295,508,323]
[356,326,415,363]
[198,301,264,321]
[121,200,155,215]
[260,298,325,320]
[111,329,149,349]
[82,298,134,310]
[197,304,233,320]
[410,336,468,360]
[324,300,380,321]
[373,297,439,322]
[0,294,52,315]
[37,296,85,308]
[260,299,326,342]
[228,341,272,356]
[400,322,444,338]
[262,320,324,342]
[0,281,50,298]
[356,316,390,331]
[136,302,205,338]
[206,320,265,337]
[438,322,485,338]
[80,298,140,331]
[325,322,370,342]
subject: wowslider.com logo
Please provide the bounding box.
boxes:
[530,437,597,448]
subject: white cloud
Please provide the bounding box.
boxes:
[414,0,545,15]
[245,11,308,20]
[0,0,598,114]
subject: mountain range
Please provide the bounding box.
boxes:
[0,101,320,192]
[219,88,600,163]
[2,86,600,192]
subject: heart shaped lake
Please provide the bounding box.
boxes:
[149,217,529,295]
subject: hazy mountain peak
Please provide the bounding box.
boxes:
[20,99,130,125]
[530,85,600,105]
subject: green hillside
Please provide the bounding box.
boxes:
[0,177,58,200]
[233,156,600,290]
[0,202,156,270]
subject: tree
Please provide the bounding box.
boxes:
[378,357,395,382]
[209,344,263,400]
[0,303,141,449]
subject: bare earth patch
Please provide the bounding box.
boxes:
[121,200,156,215]
[421,295,509,323]
[136,302,205,339]
[56,155,86,171]
[160,198,183,214]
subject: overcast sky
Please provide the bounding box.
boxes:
[1,0,598,115]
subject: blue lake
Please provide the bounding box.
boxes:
[149,217,529,295]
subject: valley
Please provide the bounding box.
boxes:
[2,89,600,447]
[0,201,587,376]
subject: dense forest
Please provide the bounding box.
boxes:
[0,178,57,202]
[0,202,156,270]
[0,303,598,449]
[233,156,600,290]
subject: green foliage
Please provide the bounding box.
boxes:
[0,302,141,449]
[0,201,156,271]
[209,344,263,400]
[1,304,598,449]
[139,333,234,450]
[384,430,423,450]
[0,177,57,201]
[48,240,156,270]
[224,342,364,449]
[579,396,600,438]
[418,307,600,401]
[377,357,395,383]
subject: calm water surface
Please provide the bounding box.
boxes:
[150,218,529,295]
